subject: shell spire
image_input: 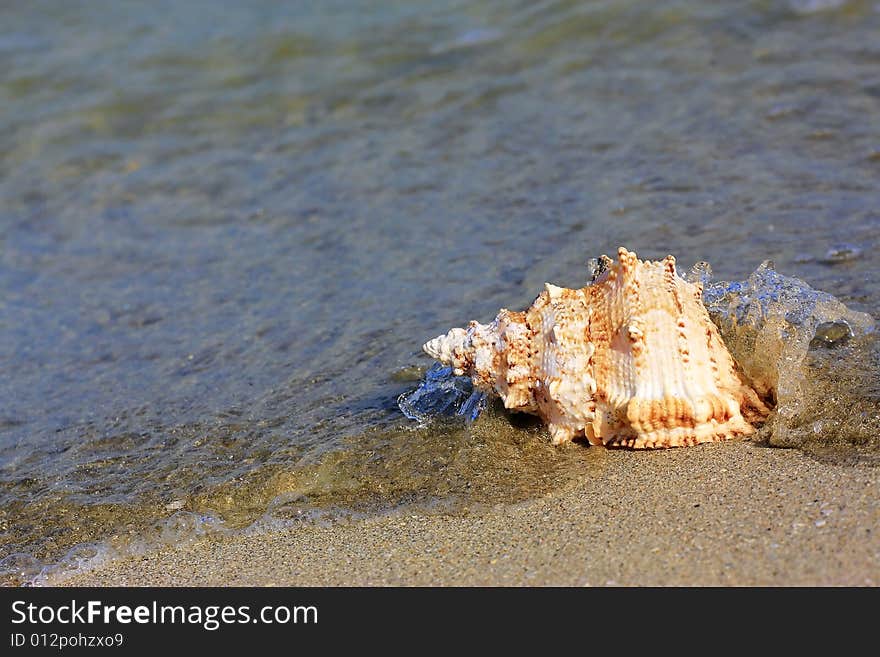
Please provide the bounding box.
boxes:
[422,247,771,449]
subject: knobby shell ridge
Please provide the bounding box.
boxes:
[423,247,771,449]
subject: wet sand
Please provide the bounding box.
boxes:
[57,441,878,586]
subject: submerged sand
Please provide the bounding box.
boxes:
[57,441,878,586]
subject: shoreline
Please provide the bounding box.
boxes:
[56,441,878,586]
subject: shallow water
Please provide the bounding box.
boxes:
[2,0,880,584]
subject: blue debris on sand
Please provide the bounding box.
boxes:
[398,363,487,423]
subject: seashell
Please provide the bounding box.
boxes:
[423,247,771,449]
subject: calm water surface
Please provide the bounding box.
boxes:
[2,0,879,583]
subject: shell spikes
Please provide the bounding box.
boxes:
[423,247,771,449]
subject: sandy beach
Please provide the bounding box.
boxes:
[56,441,879,586]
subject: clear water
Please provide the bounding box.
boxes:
[2,0,880,584]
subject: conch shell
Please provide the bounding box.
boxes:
[423,247,771,448]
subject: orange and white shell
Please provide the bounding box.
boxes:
[423,247,770,448]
